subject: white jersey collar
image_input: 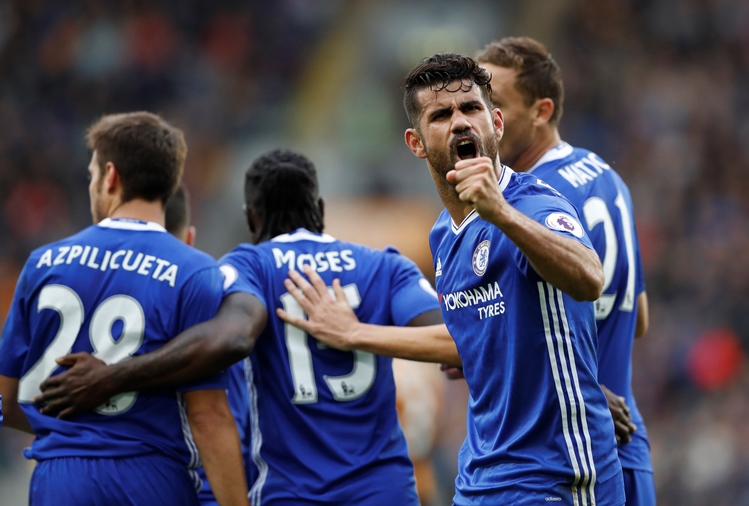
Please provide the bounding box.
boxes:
[97,218,167,232]
[271,228,337,243]
[527,142,573,174]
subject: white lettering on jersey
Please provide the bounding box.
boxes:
[441,281,506,320]
[36,245,179,287]
[435,257,442,277]
[557,153,611,189]
[37,249,53,268]
[272,247,356,272]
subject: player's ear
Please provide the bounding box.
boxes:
[185,225,196,247]
[493,107,504,141]
[104,162,119,194]
[405,128,427,159]
[533,98,555,126]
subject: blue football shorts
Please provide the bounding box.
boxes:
[29,454,200,506]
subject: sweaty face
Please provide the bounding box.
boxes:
[415,82,501,178]
[88,152,107,223]
[481,63,535,169]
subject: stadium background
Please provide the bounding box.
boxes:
[1,0,748,504]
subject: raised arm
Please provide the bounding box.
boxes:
[277,267,461,366]
[186,389,250,506]
[448,157,604,301]
[36,292,267,419]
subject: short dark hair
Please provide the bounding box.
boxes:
[245,149,324,242]
[86,111,187,204]
[164,184,190,238]
[403,53,493,128]
[475,37,564,125]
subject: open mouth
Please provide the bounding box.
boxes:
[455,139,478,160]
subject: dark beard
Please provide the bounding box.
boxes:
[426,131,500,180]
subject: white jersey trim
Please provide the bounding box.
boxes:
[528,142,574,174]
[247,359,269,505]
[450,166,514,235]
[271,228,336,243]
[97,218,167,232]
[537,281,596,506]
[177,392,203,493]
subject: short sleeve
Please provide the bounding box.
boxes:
[219,245,267,310]
[175,264,227,392]
[177,265,224,332]
[511,188,595,279]
[384,247,441,327]
[0,263,32,378]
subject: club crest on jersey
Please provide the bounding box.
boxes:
[545,212,584,238]
[472,240,490,276]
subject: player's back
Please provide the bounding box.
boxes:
[7,218,224,466]
[220,228,439,506]
[529,142,651,471]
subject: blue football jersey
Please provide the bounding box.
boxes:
[431,167,624,506]
[0,219,225,480]
[529,142,651,472]
[219,229,440,506]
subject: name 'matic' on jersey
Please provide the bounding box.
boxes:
[219,229,440,506]
[0,219,225,475]
[529,142,651,473]
[430,166,625,506]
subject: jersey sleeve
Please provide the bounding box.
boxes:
[383,247,441,327]
[219,246,267,310]
[175,264,227,392]
[511,186,595,279]
[0,261,32,378]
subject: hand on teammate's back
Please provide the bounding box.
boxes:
[35,352,110,419]
[276,266,360,351]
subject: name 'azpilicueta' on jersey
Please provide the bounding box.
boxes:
[35,245,179,286]
[556,152,611,189]
[441,280,506,320]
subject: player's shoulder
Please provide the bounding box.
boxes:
[531,142,626,192]
[25,225,97,267]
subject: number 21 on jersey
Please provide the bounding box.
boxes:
[280,283,376,404]
[583,192,636,319]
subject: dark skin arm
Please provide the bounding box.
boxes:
[35,292,267,419]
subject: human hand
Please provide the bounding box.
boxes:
[34,352,115,419]
[276,265,361,351]
[601,384,637,445]
[446,156,508,222]
[440,363,465,381]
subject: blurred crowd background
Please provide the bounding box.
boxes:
[1,0,748,504]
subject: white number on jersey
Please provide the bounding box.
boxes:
[280,283,376,404]
[582,193,636,319]
[18,285,144,414]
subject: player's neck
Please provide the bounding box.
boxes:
[511,128,562,173]
[108,198,166,227]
